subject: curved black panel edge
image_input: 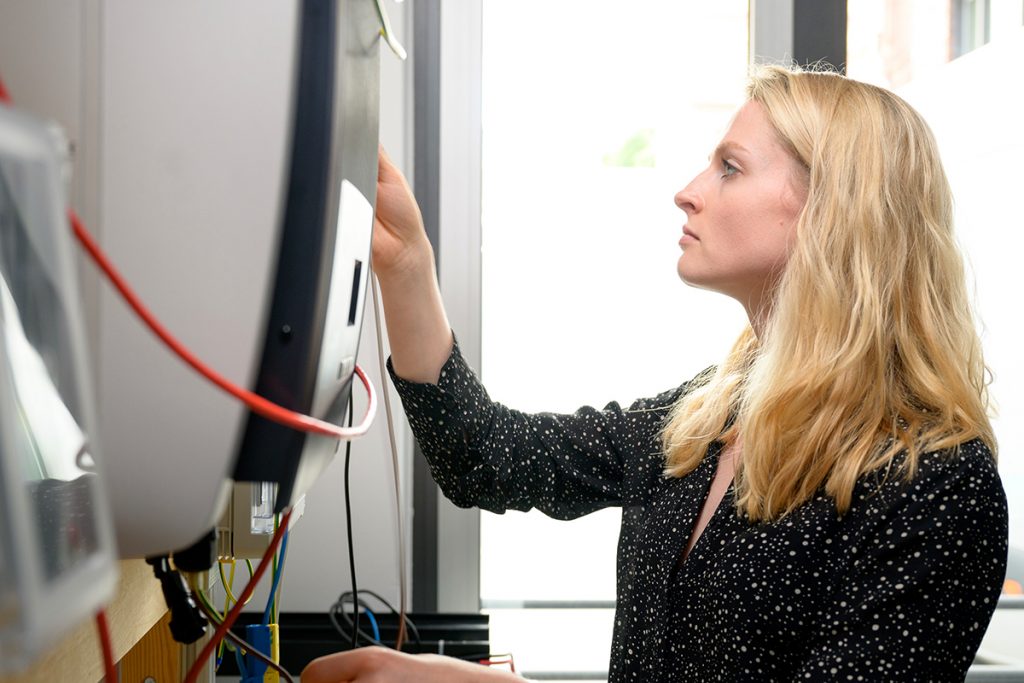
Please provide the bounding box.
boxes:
[232,0,337,500]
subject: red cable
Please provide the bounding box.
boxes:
[68,209,376,439]
[477,655,516,671]
[95,609,118,682]
[184,510,292,683]
[0,74,376,440]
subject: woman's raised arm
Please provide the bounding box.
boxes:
[373,146,454,384]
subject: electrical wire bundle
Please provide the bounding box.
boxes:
[193,515,292,681]
[328,589,422,650]
[326,589,518,673]
[180,509,292,683]
[213,557,253,670]
[192,586,294,683]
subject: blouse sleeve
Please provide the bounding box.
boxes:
[792,439,1008,682]
[386,338,693,520]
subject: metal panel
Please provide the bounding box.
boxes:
[410,0,484,615]
[750,0,794,64]
[436,0,484,615]
[750,0,847,71]
[793,0,847,70]
[412,0,442,614]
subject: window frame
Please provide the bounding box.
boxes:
[414,0,847,625]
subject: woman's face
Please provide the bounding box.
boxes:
[674,100,808,320]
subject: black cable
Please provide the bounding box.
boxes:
[328,597,491,659]
[145,555,208,644]
[343,589,422,647]
[329,596,385,647]
[335,381,423,653]
[343,386,360,649]
[328,591,423,651]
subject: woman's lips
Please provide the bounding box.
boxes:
[680,226,699,246]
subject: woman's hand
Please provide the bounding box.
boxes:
[369,146,453,383]
[301,647,520,683]
[373,146,433,280]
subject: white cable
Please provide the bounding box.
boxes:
[370,271,408,645]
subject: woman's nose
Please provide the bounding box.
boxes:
[674,180,703,215]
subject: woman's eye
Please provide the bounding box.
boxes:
[721,160,738,177]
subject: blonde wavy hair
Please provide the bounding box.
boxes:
[662,65,995,522]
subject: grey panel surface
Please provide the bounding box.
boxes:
[98,0,298,556]
[793,0,847,70]
[412,0,442,613]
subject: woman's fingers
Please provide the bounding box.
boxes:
[378,143,388,180]
[372,145,430,277]
[301,647,387,683]
[300,648,510,683]
[377,144,395,182]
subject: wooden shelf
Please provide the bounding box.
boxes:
[0,560,173,683]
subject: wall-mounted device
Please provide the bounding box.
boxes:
[80,0,382,558]
[0,105,118,672]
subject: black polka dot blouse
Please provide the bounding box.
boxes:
[387,340,1009,682]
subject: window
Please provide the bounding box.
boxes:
[846,0,1022,88]
[849,0,1024,665]
[952,0,991,57]
[478,2,750,677]
[427,1,1024,676]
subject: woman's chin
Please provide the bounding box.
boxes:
[676,260,706,288]
[676,264,730,298]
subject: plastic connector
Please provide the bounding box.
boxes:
[267,624,280,683]
[251,482,277,535]
[240,623,273,683]
[145,556,208,644]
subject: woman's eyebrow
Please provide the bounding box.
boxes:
[710,141,751,161]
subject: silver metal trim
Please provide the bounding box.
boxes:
[435,0,483,614]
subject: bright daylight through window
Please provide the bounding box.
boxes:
[479,2,750,677]
[848,0,1024,661]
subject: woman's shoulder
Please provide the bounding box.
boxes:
[853,437,1005,521]
[908,437,999,488]
[612,366,715,418]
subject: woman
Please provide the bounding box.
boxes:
[304,65,1007,682]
